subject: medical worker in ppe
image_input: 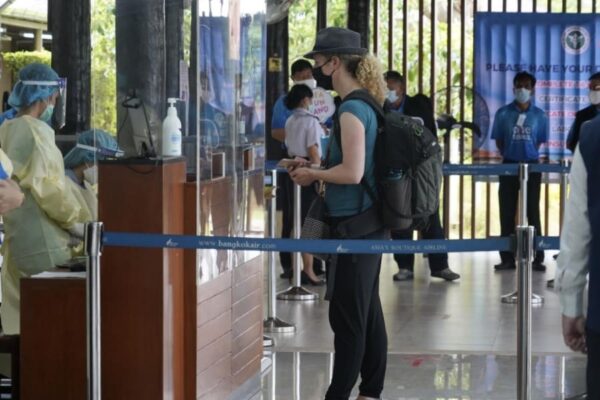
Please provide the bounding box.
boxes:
[64,129,120,219]
[0,63,91,336]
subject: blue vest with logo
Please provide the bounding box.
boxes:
[579,129,600,332]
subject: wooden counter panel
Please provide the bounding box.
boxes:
[232,319,262,356]
[197,332,231,373]
[197,271,231,303]
[196,355,230,396]
[197,288,231,327]
[231,268,262,304]
[21,278,86,400]
[196,310,231,350]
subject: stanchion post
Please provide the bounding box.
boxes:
[277,182,318,301]
[85,222,103,400]
[264,170,295,332]
[501,164,543,306]
[559,159,569,231]
[516,225,535,400]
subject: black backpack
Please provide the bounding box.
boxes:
[334,89,443,230]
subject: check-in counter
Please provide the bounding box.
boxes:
[19,158,264,400]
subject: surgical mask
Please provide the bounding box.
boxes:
[386,90,399,103]
[83,165,98,185]
[514,88,531,104]
[313,65,333,91]
[589,90,600,105]
[295,79,317,89]
[40,104,54,123]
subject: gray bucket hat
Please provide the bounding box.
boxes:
[304,27,367,59]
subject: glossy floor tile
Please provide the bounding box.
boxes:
[266,251,574,354]
[258,352,587,400]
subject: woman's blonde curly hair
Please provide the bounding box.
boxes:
[338,53,386,105]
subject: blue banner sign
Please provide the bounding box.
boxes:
[474,12,600,162]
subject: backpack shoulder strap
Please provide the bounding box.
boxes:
[342,89,385,121]
[335,89,384,205]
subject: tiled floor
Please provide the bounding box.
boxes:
[259,352,587,400]
[259,250,588,399]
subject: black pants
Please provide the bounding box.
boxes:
[498,172,544,264]
[277,172,322,273]
[391,209,448,272]
[588,327,600,398]
[325,227,387,400]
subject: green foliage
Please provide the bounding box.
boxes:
[90,0,117,133]
[2,51,51,76]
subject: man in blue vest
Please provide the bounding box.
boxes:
[492,71,548,271]
[556,115,600,398]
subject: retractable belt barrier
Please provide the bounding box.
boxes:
[265,160,571,176]
[102,232,559,253]
[85,161,569,400]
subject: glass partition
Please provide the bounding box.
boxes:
[87,0,266,284]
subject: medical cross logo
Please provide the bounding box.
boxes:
[562,26,590,55]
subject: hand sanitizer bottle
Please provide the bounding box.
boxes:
[162,98,182,157]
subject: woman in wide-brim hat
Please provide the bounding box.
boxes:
[289,27,388,400]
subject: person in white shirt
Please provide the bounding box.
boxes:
[284,83,324,286]
[556,116,600,398]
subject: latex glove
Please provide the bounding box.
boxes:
[68,222,85,239]
[0,179,24,214]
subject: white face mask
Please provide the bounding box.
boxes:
[83,165,98,185]
[514,88,531,104]
[386,90,399,103]
[589,90,600,105]
[294,79,317,89]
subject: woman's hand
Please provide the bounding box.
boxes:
[0,179,24,214]
[289,167,316,186]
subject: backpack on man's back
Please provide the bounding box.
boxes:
[334,89,443,231]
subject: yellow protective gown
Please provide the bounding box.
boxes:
[0,116,91,334]
[65,178,97,220]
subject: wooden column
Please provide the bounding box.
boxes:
[48,0,91,134]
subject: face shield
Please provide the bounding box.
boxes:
[20,78,67,129]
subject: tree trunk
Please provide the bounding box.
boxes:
[115,0,166,155]
[347,0,370,49]
[265,17,289,161]
[48,0,91,134]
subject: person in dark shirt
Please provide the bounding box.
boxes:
[384,70,460,282]
[566,72,600,152]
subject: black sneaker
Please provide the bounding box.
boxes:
[532,262,547,272]
[392,270,414,281]
[431,268,460,281]
[494,261,516,270]
[279,269,293,279]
